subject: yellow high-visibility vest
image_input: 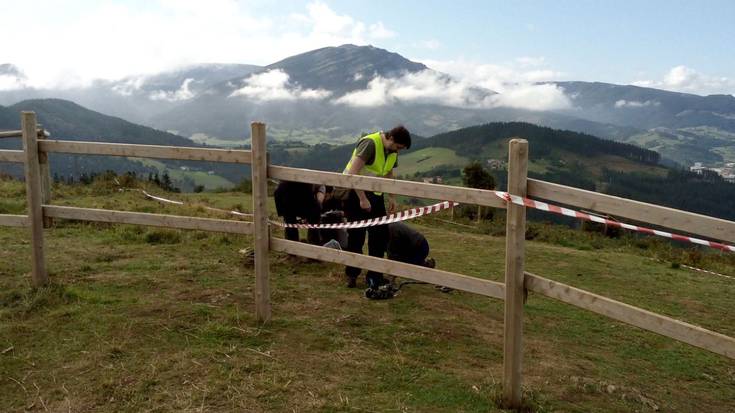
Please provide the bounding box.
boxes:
[343,131,397,177]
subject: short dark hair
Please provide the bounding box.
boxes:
[386,125,411,149]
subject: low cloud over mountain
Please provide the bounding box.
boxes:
[633,65,735,96]
[230,70,332,101]
[2,44,735,167]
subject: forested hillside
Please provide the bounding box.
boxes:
[270,122,735,221]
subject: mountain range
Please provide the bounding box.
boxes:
[2,44,735,167]
[1,96,733,221]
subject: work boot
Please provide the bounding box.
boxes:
[323,239,342,250]
[366,273,389,289]
[365,284,395,300]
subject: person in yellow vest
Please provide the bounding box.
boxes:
[342,125,411,297]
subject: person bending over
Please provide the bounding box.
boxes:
[341,126,411,289]
[274,181,325,245]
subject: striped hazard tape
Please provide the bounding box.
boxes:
[270,200,458,229]
[495,191,735,253]
[118,178,733,253]
[122,182,455,229]
[117,185,253,218]
[681,264,735,280]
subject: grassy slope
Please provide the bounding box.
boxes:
[1,179,735,412]
[397,148,470,177]
[624,126,735,166]
[397,145,668,180]
[134,158,234,190]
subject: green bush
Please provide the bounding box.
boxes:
[144,229,181,244]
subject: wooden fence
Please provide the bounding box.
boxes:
[2,111,735,408]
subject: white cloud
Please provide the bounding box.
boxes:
[149,78,196,102]
[333,69,572,111]
[333,57,570,111]
[418,58,564,93]
[0,1,397,89]
[111,76,146,96]
[487,84,572,111]
[0,74,28,91]
[230,69,331,101]
[633,65,735,96]
[335,70,483,107]
[369,22,396,39]
[614,99,660,108]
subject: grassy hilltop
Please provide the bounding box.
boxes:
[1,175,734,412]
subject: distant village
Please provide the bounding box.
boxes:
[690,162,735,183]
[419,159,735,185]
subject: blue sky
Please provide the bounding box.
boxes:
[1,0,733,95]
[323,0,735,83]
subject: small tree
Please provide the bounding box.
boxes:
[463,162,495,222]
[161,171,173,191]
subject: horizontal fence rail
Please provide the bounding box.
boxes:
[0,150,25,163]
[0,214,29,227]
[528,179,735,244]
[44,205,253,234]
[0,129,44,139]
[0,130,23,138]
[524,271,735,359]
[39,140,253,164]
[3,114,735,410]
[269,165,507,208]
[271,238,506,299]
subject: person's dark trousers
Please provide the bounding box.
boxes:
[282,215,300,242]
[389,238,431,266]
[344,190,388,287]
[275,182,321,245]
[406,238,431,266]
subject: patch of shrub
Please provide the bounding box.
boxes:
[1,284,79,313]
[117,225,145,242]
[144,229,182,244]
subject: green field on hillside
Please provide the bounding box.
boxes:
[133,158,235,190]
[1,177,734,412]
[624,126,735,166]
[396,145,668,180]
[397,147,470,177]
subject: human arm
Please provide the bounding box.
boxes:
[315,185,326,208]
[345,156,371,211]
[385,169,397,213]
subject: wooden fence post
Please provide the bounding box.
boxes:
[250,122,271,323]
[37,126,53,228]
[502,138,528,408]
[21,112,48,287]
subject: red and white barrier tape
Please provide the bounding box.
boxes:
[126,185,452,227]
[270,201,458,229]
[119,186,253,218]
[495,191,735,253]
[681,264,734,280]
[118,179,733,253]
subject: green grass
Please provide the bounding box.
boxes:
[267,127,355,145]
[1,177,734,412]
[188,133,245,148]
[133,158,235,190]
[398,147,470,176]
[398,144,669,182]
[624,126,735,166]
